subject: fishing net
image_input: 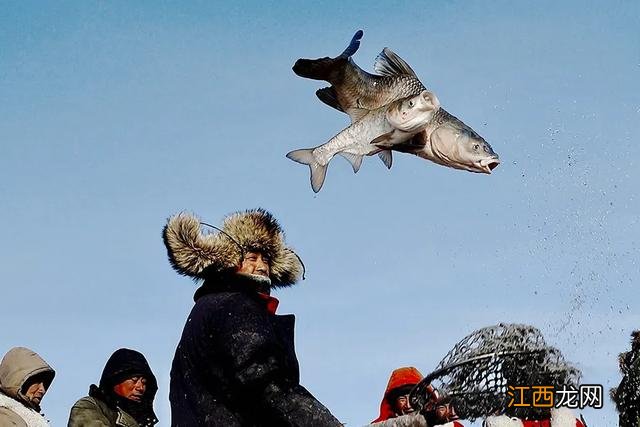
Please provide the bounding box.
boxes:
[409,323,581,421]
[611,330,640,427]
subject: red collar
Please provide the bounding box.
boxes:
[257,292,279,314]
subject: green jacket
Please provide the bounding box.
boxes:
[68,396,139,427]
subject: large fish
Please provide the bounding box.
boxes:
[287,90,440,192]
[293,30,501,174]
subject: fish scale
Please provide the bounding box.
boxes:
[286,91,439,192]
[343,74,426,114]
[311,108,387,165]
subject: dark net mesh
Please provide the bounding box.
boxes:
[611,330,640,427]
[409,323,581,421]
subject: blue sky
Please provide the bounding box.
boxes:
[1,1,638,425]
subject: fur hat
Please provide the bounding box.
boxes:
[163,209,303,288]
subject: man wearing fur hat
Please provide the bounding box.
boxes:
[163,209,341,426]
[0,347,55,427]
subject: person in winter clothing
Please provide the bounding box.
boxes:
[423,395,464,427]
[68,348,158,427]
[0,347,55,427]
[163,209,341,426]
[372,367,425,423]
[371,367,465,427]
[483,408,585,427]
[611,330,640,427]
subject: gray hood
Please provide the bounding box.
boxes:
[0,347,54,408]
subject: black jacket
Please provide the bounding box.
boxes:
[169,273,341,426]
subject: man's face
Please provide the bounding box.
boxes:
[393,394,415,416]
[434,402,458,422]
[113,376,147,402]
[24,381,46,406]
[237,251,270,278]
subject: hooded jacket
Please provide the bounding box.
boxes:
[372,367,424,423]
[164,210,341,426]
[0,347,55,427]
[68,348,158,427]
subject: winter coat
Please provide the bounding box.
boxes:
[68,393,140,427]
[612,331,640,427]
[68,348,158,427]
[0,347,55,427]
[169,273,341,426]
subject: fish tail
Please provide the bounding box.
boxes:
[292,57,337,81]
[292,30,363,80]
[286,149,329,193]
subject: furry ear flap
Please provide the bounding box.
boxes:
[270,247,304,288]
[163,212,240,278]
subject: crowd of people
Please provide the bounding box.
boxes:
[0,346,157,427]
[0,209,633,426]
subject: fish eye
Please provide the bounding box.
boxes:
[474,144,479,150]
[408,100,414,107]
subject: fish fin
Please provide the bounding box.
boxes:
[340,30,363,58]
[378,150,393,169]
[370,131,396,147]
[387,133,427,153]
[346,107,371,123]
[316,87,344,112]
[338,152,363,173]
[310,162,329,192]
[286,149,329,192]
[374,47,417,77]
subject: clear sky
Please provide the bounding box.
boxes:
[1,1,638,425]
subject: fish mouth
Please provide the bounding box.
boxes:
[480,157,500,173]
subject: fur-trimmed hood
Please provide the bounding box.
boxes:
[163,209,303,288]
